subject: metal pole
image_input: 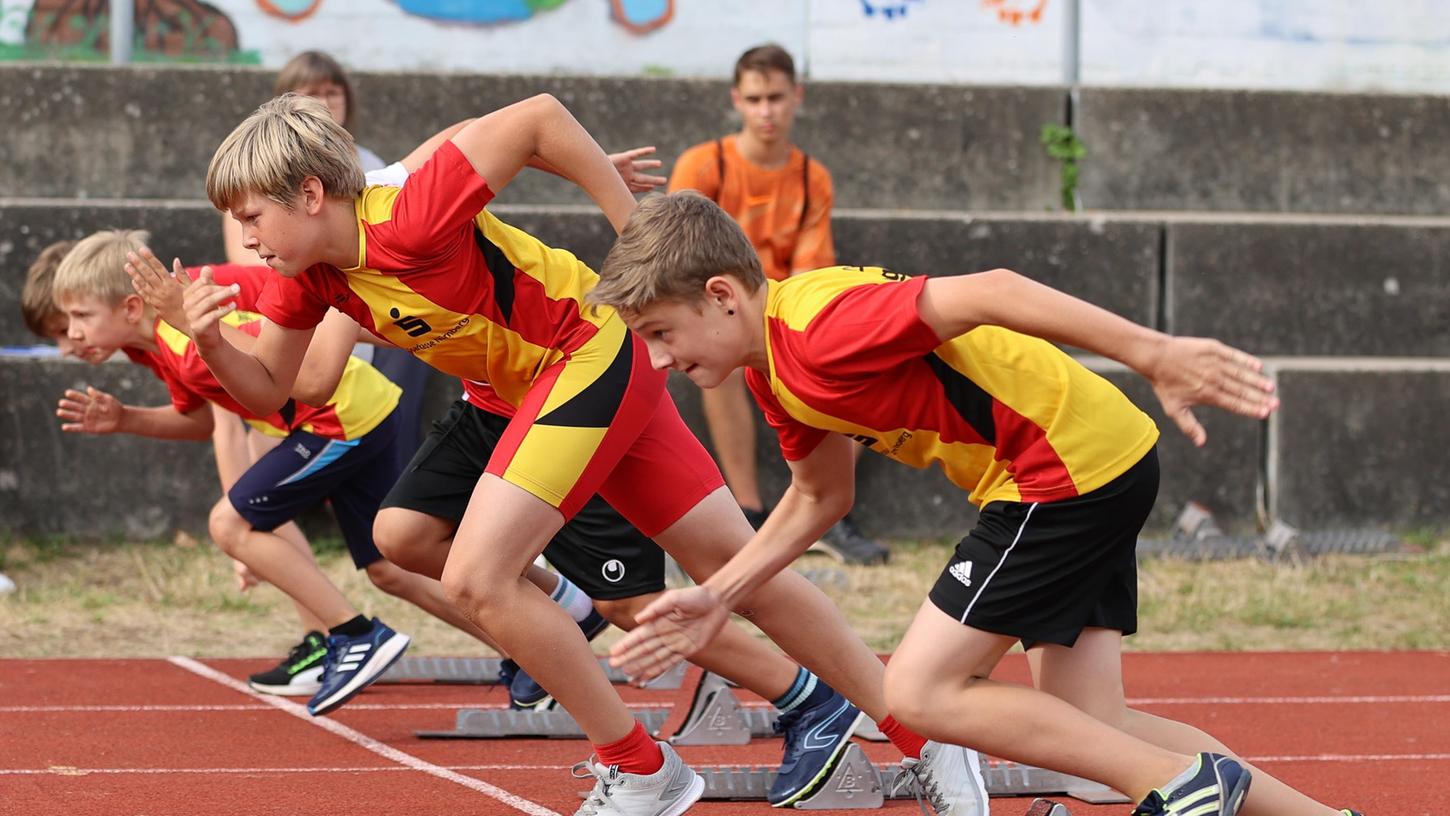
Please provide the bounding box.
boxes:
[1062,0,1080,86]
[110,0,133,64]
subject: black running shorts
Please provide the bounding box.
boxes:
[380,398,666,600]
[927,447,1159,648]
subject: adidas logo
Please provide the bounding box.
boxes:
[949,560,973,587]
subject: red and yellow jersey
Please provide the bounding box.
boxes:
[137,265,399,440]
[669,135,834,281]
[258,140,614,409]
[745,267,1160,506]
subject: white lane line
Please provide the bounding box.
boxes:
[166,656,560,816]
[1246,753,1450,763]
[1129,694,1450,705]
[0,702,500,713]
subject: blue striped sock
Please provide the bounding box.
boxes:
[772,668,833,714]
[549,573,595,624]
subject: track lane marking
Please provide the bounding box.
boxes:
[166,657,560,816]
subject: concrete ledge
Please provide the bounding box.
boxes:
[1166,220,1450,356]
[1078,87,1450,215]
[1270,360,1450,529]
[1,64,1060,211]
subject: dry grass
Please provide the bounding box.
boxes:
[0,533,1445,659]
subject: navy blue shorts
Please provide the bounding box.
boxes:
[228,412,402,570]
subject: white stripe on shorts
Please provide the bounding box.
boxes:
[959,502,1039,624]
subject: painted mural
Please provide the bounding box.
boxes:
[2,0,1449,94]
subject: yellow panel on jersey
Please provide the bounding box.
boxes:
[749,267,1160,506]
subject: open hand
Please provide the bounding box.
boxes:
[57,386,124,434]
[125,247,191,333]
[610,146,666,193]
[179,266,241,354]
[1149,337,1279,446]
[232,559,262,591]
[608,585,730,684]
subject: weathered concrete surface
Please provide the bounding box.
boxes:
[1166,219,1450,356]
[1270,361,1450,529]
[1,202,1159,345]
[2,64,1061,211]
[1077,88,1450,215]
[0,354,220,538]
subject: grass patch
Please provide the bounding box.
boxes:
[0,534,1445,659]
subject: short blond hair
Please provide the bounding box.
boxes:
[206,92,364,213]
[592,191,764,313]
[52,229,150,307]
[20,240,77,336]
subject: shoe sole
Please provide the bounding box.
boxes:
[807,541,888,566]
[248,680,322,697]
[1220,763,1253,816]
[308,633,411,716]
[660,773,705,816]
[770,710,864,808]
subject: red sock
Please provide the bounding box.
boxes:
[592,721,663,775]
[880,715,927,760]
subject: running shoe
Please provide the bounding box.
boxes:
[810,515,890,565]
[248,631,327,696]
[573,741,703,816]
[894,740,990,816]
[768,691,863,806]
[1133,753,1252,816]
[306,618,410,716]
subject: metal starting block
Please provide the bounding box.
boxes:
[693,750,1127,807]
[378,656,686,689]
[416,706,672,740]
[671,672,888,745]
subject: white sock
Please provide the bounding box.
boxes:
[548,573,596,623]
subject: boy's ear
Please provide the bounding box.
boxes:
[300,176,327,215]
[703,274,740,307]
[122,292,147,324]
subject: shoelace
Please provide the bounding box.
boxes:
[572,760,619,816]
[771,707,807,763]
[890,758,945,816]
[284,639,320,670]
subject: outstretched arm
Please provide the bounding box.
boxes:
[451,94,637,233]
[610,433,857,682]
[917,269,1279,446]
[57,386,214,440]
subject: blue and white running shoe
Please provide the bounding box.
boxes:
[306,618,410,716]
[768,691,863,807]
[1133,753,1253,816]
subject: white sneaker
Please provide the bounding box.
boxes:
[573,741,704,816]
[895,741,990,816]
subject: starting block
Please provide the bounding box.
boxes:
[377,656,686,689]
[693,749,1128,807]
[417,706,672,740]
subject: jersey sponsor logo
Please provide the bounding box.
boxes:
[879,268,909,281]
[388,307,433,338]
[602,559,626,583]
[850,433,878,448]
[949,560,973,587]
[408,317,471,353]
[888,431,913,457]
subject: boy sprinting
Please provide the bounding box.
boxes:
[594,191,1362,816]
[172,92,991,813]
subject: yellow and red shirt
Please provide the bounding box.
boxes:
[669,135,834,281]
[258,141,613,410]
[131,265,399,441]
[745,267,1160,506]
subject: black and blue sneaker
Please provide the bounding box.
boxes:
[306,618,410,717]
[499,609,611,710]
[1134,753,1252,816]
[767,692,863,807]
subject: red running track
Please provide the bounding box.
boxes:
[1,651,1446,815]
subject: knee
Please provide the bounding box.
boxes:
[208,500,250,555]
[882,663,935,733]
[592,595,651,631]
[440,561,500,615]
[364,559,410,596]
[371,510,411,565]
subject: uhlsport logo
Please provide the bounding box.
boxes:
[389,308,432,338]
[601,559,626,583]
[949,560,973,587]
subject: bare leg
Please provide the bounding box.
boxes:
[1030,628,1340,815]
[439,475,636,744]
[596,593,796,701]
[700,370,763,511]
[363,559,502,652]
[885,600,1189,801]
[651,487,890,721]
[209,498,359,628]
